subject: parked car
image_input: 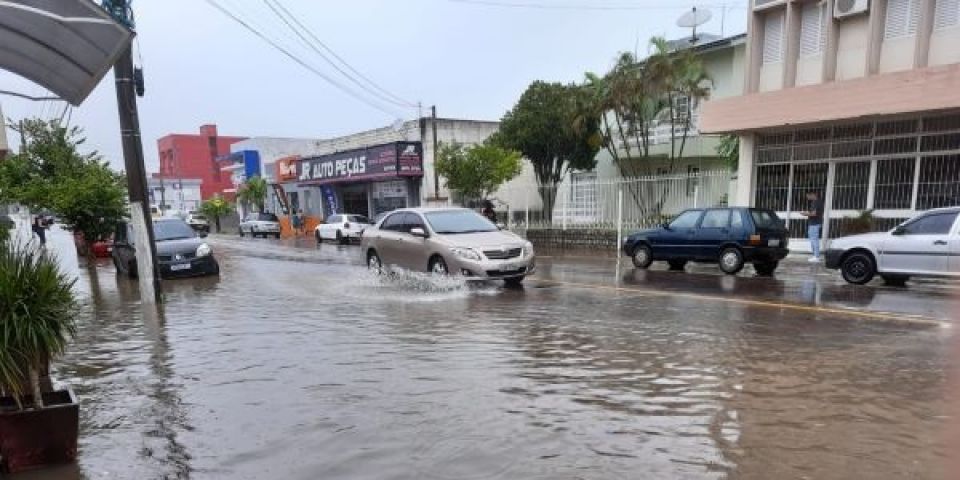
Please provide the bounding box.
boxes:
[72,232,113,258]
[112,218,220,278]
[315,214,371,244]
[825,207,960,285]
[623,207,790,275]
[186,212,210,233]
[361,207,535,286]
[239,212,281,238]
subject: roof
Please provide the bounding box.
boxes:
[667,32,746,55]
[0,0,133,105]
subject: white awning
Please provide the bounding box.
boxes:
[0,0,133,106]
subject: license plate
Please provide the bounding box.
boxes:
[170,263,191,271]
[768,239,780,247]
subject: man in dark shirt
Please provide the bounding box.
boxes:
[802,191,825,262]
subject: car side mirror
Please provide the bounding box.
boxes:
[892,226,906,236]
[410,227,428,238]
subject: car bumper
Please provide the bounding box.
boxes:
[158,255,219,278]
[824,249,844,270]
[741,246,790,262]
[188,224,210,231]
[448,255,537,280]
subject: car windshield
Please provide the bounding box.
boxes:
[750,210,783,229]
[425,210,498,234]
[153,220,196,241]
[347,215,371,224]
[256,213,278,222]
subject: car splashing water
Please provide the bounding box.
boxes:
[358,267,501,301]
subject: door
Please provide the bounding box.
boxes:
[376,212,406,266]
[694,209,732,260]
[395,213,430,271]
[657,210,703,259]
[880,211,958,275]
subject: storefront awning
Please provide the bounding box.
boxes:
[0,0,133,106]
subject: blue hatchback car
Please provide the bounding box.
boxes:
[622,207,790,275]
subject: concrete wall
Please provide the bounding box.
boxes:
[878,35,916,73]
[795,54,823,86]
[147,178,203,214]
[929,26,960,66]
[759,62,784,91]
[836,15,869,80]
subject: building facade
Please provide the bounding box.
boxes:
[155,124,247,200]
[146,177,203,215]
[701,0,960,241]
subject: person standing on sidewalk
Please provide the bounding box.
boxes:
[291,210,303,236]
[802,191,825,263]
[31,215,47,247]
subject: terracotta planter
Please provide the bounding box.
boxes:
[0,389,79,474]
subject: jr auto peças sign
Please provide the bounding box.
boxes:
[297,142,422,185]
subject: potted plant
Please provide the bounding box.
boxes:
[0,241,79,473]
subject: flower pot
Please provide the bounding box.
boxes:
[0,389,79,473]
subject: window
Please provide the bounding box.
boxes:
[832,162,870,210]
[570,172,598,221]
[762,10,785,64]
[328,215,341,224]
[701,210,730,229]
[731,210,744,229]
[935,0,960,30]
[755,164,790,211]
[425,210,497,234]
[874,158,916,209]
[674,95,691,121]
[900,212,958,235]
[347,215,371,224]
[917,155,960,210]
[670,210,703,229]
[380,213,405,231]
[257,213,279,222]
[885,0,921,39]
[750,210,783,230]
[402,213,426,233]
[799,2,826,56]
[686,165,701,196]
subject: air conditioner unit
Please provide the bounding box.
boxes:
[835,0,869,19]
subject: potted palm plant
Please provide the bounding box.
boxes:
[0,241,79,473]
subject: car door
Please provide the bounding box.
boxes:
[375,212,406,266]
[880,211,958,275]
[694,209,732,260]
[658,210,703,259]
[396,213,431,271]
[322,215,339,239]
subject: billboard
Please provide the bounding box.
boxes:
[297,142,422,185]
[275,156,299,182]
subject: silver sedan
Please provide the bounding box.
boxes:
[360,207,536,286]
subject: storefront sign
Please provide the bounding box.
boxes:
[297,142,422,185]
[275,156,299,182]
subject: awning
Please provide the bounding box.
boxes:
[0,0,133,106]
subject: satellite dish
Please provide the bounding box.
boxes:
[677,7,713,43]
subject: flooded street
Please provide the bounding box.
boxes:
[16,227,958,479]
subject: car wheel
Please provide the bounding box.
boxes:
[315,230,323,244]
[881,274,909,287]
[367,250,383,273]
[631,244,653,269]
[429,256,449,275]
[504,276,525,287]
[841,252,876,285]
[718,247,744,275]
[211,261,221,276]
[667,260,687,271]
[754,261,779,276]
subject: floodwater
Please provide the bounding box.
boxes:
[13,227,958,479]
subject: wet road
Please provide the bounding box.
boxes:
[13,226,959,479]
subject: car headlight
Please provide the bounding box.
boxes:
[196,243,212,257]
[523,241,534,257]
[450,247,482,262]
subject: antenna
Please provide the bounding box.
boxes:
[677,6,713,44]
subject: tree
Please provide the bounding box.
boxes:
[52,163,127,258]
[435,142,522,203]
[237,176,268,213]
[199,195,234,233]
[717,134,739,170]
[492,81,601,222]
[580,37,711,217]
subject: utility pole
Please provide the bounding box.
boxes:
[431,105,439,200]
[104,0,162,303]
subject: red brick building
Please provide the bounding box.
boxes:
[155,124,247,200]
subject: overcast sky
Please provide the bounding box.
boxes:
[0,0,747,173]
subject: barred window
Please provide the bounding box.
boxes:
[917,155,960,210]
[755,164,790,211]
[874,158,915,209]
[832,162,870,210]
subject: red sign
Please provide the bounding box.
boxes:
[275,156,299,182]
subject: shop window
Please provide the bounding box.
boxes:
[755,164,790,211]
[874,158,916,209]
[917,154,960,209]
[832,162,870,210]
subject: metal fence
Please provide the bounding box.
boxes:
[489,170,734,232]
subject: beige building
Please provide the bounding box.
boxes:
[702,0,960,241]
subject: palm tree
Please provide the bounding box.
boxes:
[237,176,268,213]
[0,241,77,410]
[199,195,234,233]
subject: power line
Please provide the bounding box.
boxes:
[266,0,417,108]
[203,0,404,118]
[444,0,745,11]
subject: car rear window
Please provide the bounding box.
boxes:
[750,210,783,229]
[347,215,370,224]
[257,213,279,222]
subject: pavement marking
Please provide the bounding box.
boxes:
[536,279,950,328]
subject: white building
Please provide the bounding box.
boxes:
[147,177,203,215]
